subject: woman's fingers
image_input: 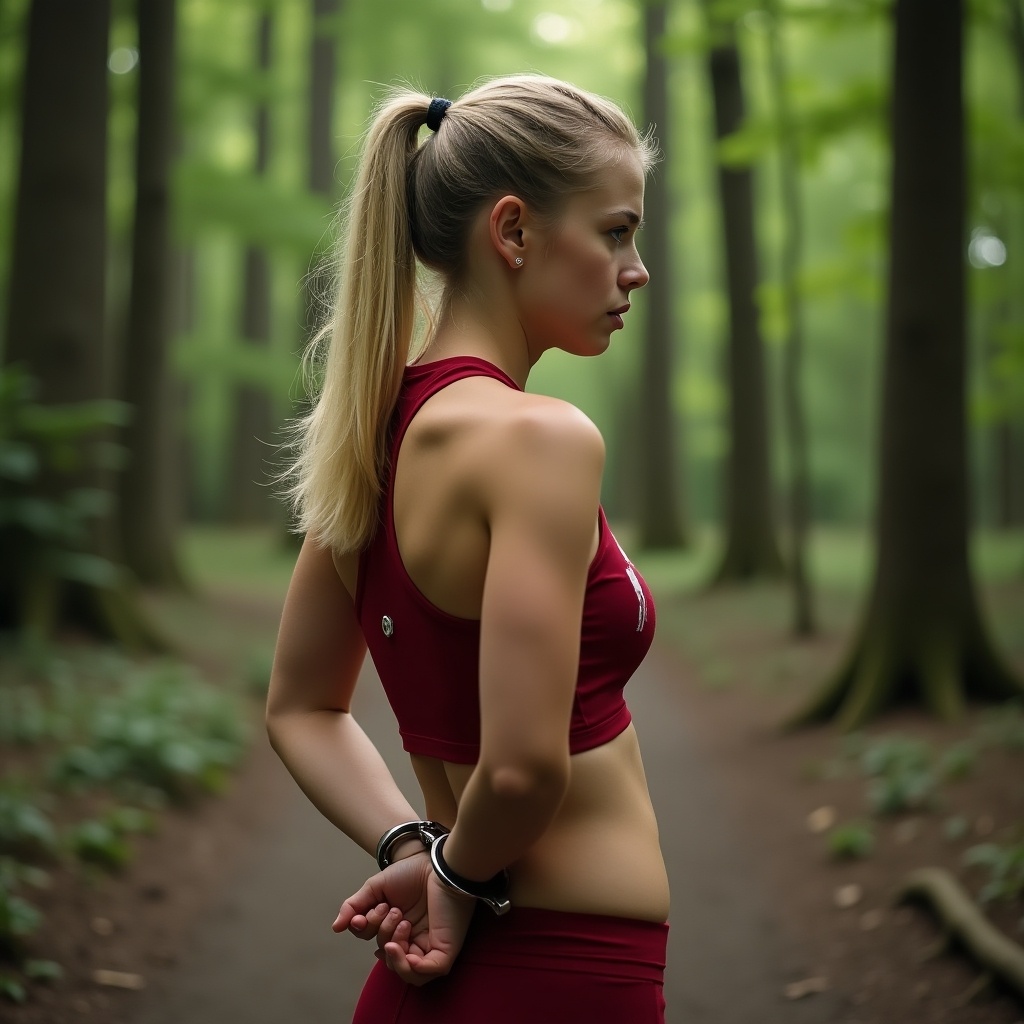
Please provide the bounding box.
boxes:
[334,901,391,937]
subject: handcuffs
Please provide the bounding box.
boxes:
[375,820,511,916]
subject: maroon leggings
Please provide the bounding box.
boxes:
[351,906,668,1024]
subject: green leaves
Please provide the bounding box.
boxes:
[49,660,249,802]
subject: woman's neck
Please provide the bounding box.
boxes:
[419,291,533,390]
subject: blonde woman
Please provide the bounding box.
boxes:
[267,75,670,1023]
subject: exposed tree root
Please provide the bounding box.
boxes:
[897,867,1024,1002]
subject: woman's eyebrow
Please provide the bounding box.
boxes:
[608,209,642,225]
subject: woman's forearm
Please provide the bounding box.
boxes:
[440,756,570,882]
[266,708,422,859]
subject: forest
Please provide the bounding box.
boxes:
[0,0,1023,1020]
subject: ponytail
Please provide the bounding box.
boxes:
[283,76,654,553]
[284,93,428,553]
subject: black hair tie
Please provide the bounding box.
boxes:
[426,97,451,132]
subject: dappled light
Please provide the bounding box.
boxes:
[0,0,1022,1021]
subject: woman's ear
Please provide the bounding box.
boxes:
[488,195,528,270]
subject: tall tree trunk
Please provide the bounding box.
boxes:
[118,0,187,587]
[0,0,161,648]
[764,0,815,633]
[993,0,1024,529]
[302,0,338,338]
[284,0,340,545]
[638,0,687,550]
[704,6,785,585]
[789,0,1022,730]
[226,12,276,524]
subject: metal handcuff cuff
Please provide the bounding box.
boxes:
[375,820,512,916]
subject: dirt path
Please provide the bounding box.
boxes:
[125,646,849,1024]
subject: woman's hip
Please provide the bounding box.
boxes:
[352,905,669,1024]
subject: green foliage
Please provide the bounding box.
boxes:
[0,975,26,1004]
[964,837,1024,925]
[936,741,978,782]
[826,820,876,860]
[50,660,249,801]
[67,807,153,873]
[22,959,61,983]
[0,787,58,861]
[858,735,939,814]
[0,366,129,589]
[835,733,980,816]
[0,858,44,960]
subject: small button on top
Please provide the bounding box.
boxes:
[381,615,394,638]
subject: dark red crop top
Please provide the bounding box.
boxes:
[355,356,656,764]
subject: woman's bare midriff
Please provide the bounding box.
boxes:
[411,725,671,923]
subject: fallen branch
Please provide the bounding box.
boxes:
[897,867,1024,1001]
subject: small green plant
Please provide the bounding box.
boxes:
[23,959,62,983]
[860,735,939,814]
[68,806,155,873]
[0,787,58,860]
[964,839,1024,907]
[0,859,45,960]
[826,821,876,860]
[936,740,977,782]
[0,974,26,1004]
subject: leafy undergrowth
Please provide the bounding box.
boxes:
[0,645,250,1004]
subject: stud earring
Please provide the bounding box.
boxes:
[514,257,524,267]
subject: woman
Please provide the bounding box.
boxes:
[267,74,670,1022]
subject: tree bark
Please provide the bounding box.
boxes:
[1,0,162,648]
[789,0,1022,729]
[764,0,815,633]
[704,7,785,585]
[638,0,687,550]
[118,0,187,587]
[225,13,277,524]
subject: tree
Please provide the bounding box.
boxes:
[764,0,815,633]
[789,0,1023,730]
[638,0,687,550]
[225,11,277,524]
[0,0,161,647]
[703,1,785,585]
[118,0,188,587]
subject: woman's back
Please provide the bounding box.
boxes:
[337,360,670,922]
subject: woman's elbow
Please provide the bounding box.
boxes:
[485,752,570,806]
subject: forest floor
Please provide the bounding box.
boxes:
[1,530,1023,1023]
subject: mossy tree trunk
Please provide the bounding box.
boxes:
[704,4,785,585]
[118,0,188,587]
[1,0,163,649]
[789,0,1023,730]
[638,0,687,551]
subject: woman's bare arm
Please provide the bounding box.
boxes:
[266,537,421,857]
[439,398,605,882]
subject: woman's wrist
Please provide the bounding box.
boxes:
[389,836,430,862]
[375,820,449,869]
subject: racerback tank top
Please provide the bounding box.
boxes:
[356,356,656,764]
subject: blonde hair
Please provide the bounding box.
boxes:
[284,74,655,553]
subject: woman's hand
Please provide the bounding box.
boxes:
[332,854,475,985]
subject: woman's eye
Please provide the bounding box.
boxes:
[609,227,629,243]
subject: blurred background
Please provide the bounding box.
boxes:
[1,0,1023,1018]
[0,0,1021,593]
